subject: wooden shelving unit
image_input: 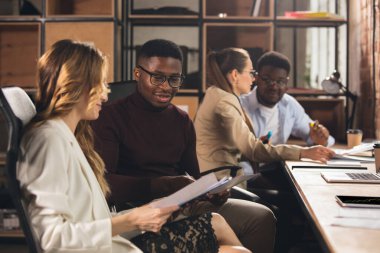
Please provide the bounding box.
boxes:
[45,21,116,80]
[0,0,122,90]
[203,0,274,18]
[46,0,115,17]
[126,0,347,94]
[276,16,347,27]
[0,230,24,238]
[0,23,40,88]
[125,0,348,139]
[202,22,274,91]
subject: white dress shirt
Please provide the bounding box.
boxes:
[240,87,335,147]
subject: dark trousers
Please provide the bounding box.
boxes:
[190,198,277,253]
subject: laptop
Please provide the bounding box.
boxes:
[321,171,380,184]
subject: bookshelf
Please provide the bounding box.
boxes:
[202,22,274,91]
[0,0,122,90]
[125,0,348,140]
[0,0,349,97]
[46,0,116,17]
[125,0,348,93]
[0,23,40,88]
[203,0,273,19]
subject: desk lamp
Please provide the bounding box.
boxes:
[321,70,357,129]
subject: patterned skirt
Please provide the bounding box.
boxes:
[131,212,219,253]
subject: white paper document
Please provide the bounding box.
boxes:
[151,173,254,208]
[151,173,219,208]
[208,174,255,194]
[334,143,374,157]
[332,143,375,162]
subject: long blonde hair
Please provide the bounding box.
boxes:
[32,39,110,196]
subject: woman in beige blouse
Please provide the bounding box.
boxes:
[194,48,335,178]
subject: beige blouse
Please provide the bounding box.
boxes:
[194,86,301,177]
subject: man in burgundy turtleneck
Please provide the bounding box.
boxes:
[92,39,276,253]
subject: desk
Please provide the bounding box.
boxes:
[283,160,380,253]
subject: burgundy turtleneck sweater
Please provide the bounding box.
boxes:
[92,91,200,205]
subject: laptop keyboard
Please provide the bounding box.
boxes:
[346,173,380,180]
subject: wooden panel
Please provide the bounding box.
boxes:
[0,23,40,88]
[46,0,114,17]
[172,96,199,121]
[205,23,273,50]
[0,230,24,238]
[203,23,273,90]
[206,0,254,17]
[296,97,345,142]
[45,22,115,81]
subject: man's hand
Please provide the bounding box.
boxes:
[300,145,335,163]
[309,121,330,146]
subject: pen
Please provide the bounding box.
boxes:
[185,172,195,180]
[261,131,272,144]
[309,120,319,129]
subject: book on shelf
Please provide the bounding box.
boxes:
[284,11,343,19]
[151,173,254,208]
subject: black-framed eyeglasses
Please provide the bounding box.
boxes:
[254,72,289,87]
[137,65,185,88]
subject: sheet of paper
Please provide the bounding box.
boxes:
[150,173,220,208]
[334,143,374,156]
[332,155,375,162]
[150,172,255,208]
[208,174,255,194]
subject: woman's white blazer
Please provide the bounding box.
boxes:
[17,119,142,253]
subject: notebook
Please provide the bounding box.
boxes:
[321,171,380,184]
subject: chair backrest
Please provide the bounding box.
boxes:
[107,80,137,103]
[0,87,41,253]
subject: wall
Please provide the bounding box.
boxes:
[358,0,380,139]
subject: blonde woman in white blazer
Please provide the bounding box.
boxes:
[17,40,250,253]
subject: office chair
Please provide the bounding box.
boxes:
[107,80,137,103]
[0,87,41,253]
